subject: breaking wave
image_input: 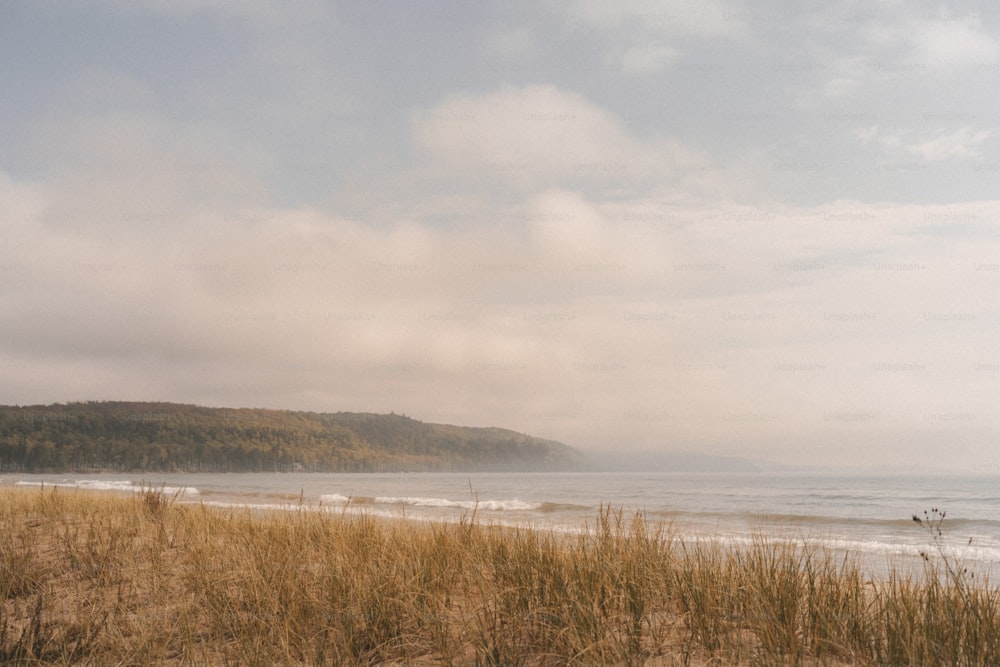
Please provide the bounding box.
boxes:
[318,494,539,511]
[15,479,199,496]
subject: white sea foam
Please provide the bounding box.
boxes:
[197,500,301,512]
[374,496,539,511]
[14,479,199,496]
[319,494,350,504]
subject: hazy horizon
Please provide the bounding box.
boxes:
[3,2,999,472]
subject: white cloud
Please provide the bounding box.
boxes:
[618,42,679,73]
[854,125,991,162]
[84,0,333,24]
[911,16,998,68]
[483,27,538,64]
[854,125,879,143]
[414,85,627,170]
[7,146,1000,467]
[821,77,860,98]
[855,10,997,72]
[854,125,901,148]
[5,2,1000,469]
[412,85,699,193]
[563,0,742,39]
[554,0,742,76]
[909,127,992,161]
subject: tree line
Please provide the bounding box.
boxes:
[0,402,582,473]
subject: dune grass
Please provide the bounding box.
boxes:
[1,486,998,665]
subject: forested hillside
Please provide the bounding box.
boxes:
[0,402,582,473]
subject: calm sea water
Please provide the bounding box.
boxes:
[5,471,999,577]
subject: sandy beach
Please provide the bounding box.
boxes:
[3,485,997,665]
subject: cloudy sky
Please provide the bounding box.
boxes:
[3,1,1000,470]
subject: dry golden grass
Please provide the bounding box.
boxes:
[1,486,997,665]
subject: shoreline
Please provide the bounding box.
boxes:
[9,477,991,581]
[13,476,985,577]
[3,485,998,665]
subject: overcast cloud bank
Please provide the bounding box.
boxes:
[3,1,999,470]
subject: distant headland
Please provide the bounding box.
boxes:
[0,401,583,473]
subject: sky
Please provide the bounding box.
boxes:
[2,1,1000,471]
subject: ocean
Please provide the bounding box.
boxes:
[5,471,999,578]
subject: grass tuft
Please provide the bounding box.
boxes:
[1,488,999,665]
